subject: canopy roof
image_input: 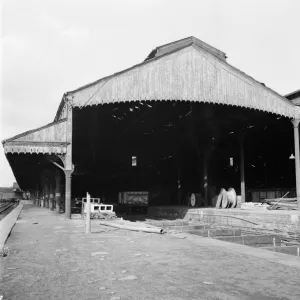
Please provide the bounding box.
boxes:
[3,36,299,153]
[2,119,68,154]
[55,36,299,120]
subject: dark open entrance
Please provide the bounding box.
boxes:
[72,101,295,210]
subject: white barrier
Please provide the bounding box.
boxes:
[82,198,114,213]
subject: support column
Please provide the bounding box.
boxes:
[292,119,300,210]
[64,100,73,219]
[45,184,49,208]
[49,183,53,210]
[41,187,44,207]
[240,134,246,203]
[64,170,72,219]
[36,185,39,206]
[55,170,61,214]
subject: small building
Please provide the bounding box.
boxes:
[2,36,300,216]
[286,89,300,106]
[0,182,23,201]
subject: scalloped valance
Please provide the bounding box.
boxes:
[3,141,68,155]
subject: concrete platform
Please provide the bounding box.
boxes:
[147,205,300,231]
[1,205,300,300]
[0,204,23,252]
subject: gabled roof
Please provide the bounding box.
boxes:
[285,89,300,100]
[144,36,227,62]
[54,36,299,120]
[285,89,300,106]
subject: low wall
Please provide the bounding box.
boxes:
[0,204,23,252]
[147,206,300,232]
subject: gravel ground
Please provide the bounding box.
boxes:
[1,205,300,300]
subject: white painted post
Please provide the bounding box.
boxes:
[292,119,300,210]
[240,134,246,203]
[85,192,91,234]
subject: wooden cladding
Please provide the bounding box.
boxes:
[70,45,298,118]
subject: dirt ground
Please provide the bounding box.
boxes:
[1,205,300,300]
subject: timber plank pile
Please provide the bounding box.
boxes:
[264,198,298,210]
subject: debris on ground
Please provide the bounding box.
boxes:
[241,202,270,210]
[265,198,298,210]
[118,275,137,281]
[99,220,164,234]
[91,251,109,256]
[82,212,117,220]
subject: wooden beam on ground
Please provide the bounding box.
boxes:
[215,234,281,247]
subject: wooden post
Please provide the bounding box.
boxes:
[55,170,61,214]
[292,119,300,210]
[85,192,91,234]
[240,134,246,203]
[64,170,72,219]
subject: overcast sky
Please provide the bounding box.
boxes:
[0,0,299,187]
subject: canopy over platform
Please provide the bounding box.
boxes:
[55,36,299,121]
[2,119,68,155]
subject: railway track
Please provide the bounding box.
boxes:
[0,202,14,215]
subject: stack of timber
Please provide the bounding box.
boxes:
[240,202,270,210]
[264,198,298,210]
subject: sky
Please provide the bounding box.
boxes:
[0,0,299,187]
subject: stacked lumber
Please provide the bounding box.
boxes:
[241,202,269,210]
[265,198,298,210]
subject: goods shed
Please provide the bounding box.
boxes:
[3,36,300,217]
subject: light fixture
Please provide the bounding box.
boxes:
[289,153,295,160]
